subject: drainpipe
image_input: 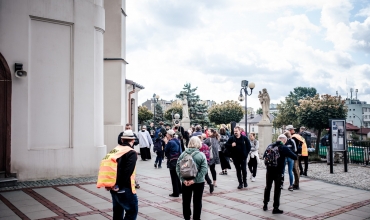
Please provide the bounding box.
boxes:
[128,84,136,124]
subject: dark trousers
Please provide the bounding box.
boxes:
[169,169,182,196]
[209,164,216,181]
[205,172,212,185]
[233,158,247,184]
[182,182,205,220]
[219,151,231,170]
[180,139,185,152]
[299,156,308,175]
[139,147,151,160]
[110,188,138,220]
[248,157,258,177]
[155,152,163,167]
[263,169,282,209]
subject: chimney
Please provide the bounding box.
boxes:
[355,89,358,100]
[350,88,353,100]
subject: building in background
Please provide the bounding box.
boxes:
[345,88,370,128]
[0,0,143,183]
[142,99,172,113]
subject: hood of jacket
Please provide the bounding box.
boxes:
[184,147,199,155]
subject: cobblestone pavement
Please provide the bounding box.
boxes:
[1,154,370,219]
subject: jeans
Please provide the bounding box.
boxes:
[169,169,182,196]
[248,157,258,177]
[155,152,163,167]
[293,157,300,187]
[283,157,294,186]
[233,158,247,184]
[263,169,282,209]
[299,156,308,175]
[110,188,138,220]
[182,182,205,220]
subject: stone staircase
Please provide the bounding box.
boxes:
[0,171,18,188]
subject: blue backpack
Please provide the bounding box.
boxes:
[154,128,161,139]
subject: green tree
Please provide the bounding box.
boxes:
[273,87,317,129]
[296,94,347,155]
[176,83,210,126]
[208,100,244,125]
[153,103,164,125]
[164,104,183,121]
[138,106,153,125]
[256,108,263,115]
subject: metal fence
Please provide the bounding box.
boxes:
[318,141,370,165]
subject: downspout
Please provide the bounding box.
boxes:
[128,84,136,124]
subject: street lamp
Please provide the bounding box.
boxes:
[238,80,255,134]
[152,93,160,124]
[353,113,363,140]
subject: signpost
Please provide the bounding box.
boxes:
[329,119,348,173]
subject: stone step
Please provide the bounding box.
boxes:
[0,177,18,188]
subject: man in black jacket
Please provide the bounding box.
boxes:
[118,124,139,146]
[111,130,138,219]
[263,134,297,214]
[225,126,251,189]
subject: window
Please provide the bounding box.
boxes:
[353,109,355,111]
[349,109,351,111]
[349,116,351,118]
[252,127,255,132]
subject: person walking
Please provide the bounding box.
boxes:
[192,125,203,137]
[286,125,300,190]
[299,127,309,176]
[282,131,296,191]
[118,124,139,147]
[164,129,182,197]
[263,134,297,214]
[198,134,214,193]
[176,136,208,220]
[218,128,231,175]
[247,133,259,182]
[97,130,138,220]
[147,122,156,142]
[225,126,251,189]
[204,129,220,187]
[137,125,153,161]
[153,133,165,168]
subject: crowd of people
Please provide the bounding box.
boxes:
[98,121,312,220]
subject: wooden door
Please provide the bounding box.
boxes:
[0,53,11,174]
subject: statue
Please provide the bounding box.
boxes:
[259,88,270,122]
[182,95,189,119]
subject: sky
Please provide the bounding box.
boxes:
[126,0,370,110]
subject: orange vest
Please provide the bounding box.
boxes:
[292,134,308,156]
[96,145,136,194]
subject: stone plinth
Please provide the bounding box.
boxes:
[181,118,191,131]
[258,122,273,157]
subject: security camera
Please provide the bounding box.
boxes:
[14,63,27,78]
[15,70,27,78]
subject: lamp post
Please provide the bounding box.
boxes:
[238,80,255,134]
[152,93,160,125]
[353,113,363,140]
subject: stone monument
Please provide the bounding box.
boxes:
[181,95,191,130]
[257,88,273,157]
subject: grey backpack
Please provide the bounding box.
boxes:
[180,152,198,180]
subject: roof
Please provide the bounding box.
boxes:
[239,114,275,124]
[356,128,370,135]
[346,122,360,131]
[126,79,145,89]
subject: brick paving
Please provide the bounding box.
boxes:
[0,155,370,219]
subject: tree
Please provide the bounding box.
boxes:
[176,83,210,126]
[153,103,164,125]
[296,94,347,155]
[273,87,317,129]
[138,106,153,125]
[256,108,263,115]
[164,103,183,121]
[208,100,244,125]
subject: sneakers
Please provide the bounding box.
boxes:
[244,182,248,188]
[263,204,268,211]
[237,184,243,189]
[209,184,214,194]
[272,209,284,214]
[288,186,293,191]
[252,177,256,182]
[154,163,157,168]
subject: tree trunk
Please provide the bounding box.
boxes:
[315,129,322,155]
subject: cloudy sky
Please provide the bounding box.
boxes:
[126,0,370,110]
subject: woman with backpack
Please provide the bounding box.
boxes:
[164,129,182,197]
[247,132,260,182]
[176,136,208,220]
[219,128,231,175]
[203,129,220,187]
[153,133,165,168]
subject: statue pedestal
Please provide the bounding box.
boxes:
[181,118,191,131]
[257,122,273,158]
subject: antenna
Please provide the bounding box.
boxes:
[350,88,353,100]
[355,89,358,100]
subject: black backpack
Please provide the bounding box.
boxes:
[264,143,280,167]
[153,139,163,152]
[301,131,312,148]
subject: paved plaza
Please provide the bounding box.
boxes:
[1,155,370,220]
